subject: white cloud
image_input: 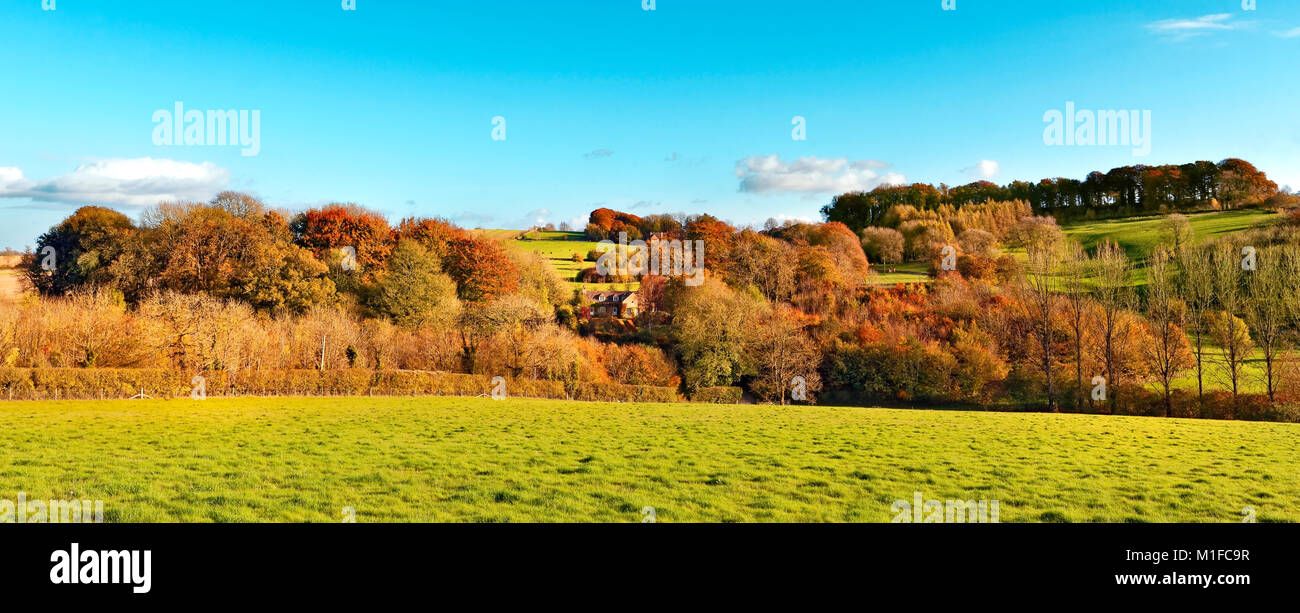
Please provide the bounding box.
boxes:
[735,155,902,194]
[961,159,1000,180]
[1146,14,1245,40]
[583,149,614,159]
[1276,27,1300,38]
[0,157,230,207]
[516,208,552,228]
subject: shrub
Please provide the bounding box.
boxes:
[0,368,679,403]
[691,386,743,404]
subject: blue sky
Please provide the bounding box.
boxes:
[1,0,1298,248]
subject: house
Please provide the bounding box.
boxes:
[584,290,639,319]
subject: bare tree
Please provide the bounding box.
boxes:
[751,306,822,405]
[1019,222,1064,411]
[1060,241,1092,412]
[1160,213,1195,257]
[1244,246,1288,403]
[1210,246,1251,402]
[1177,244,1215,403]
[1144,248,1193,416]
[1093,240,1132,414]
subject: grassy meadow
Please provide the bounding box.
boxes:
[1,396,1295,522]
[490,229,640,292]
[1060,208,1275,260]
[867,208,1277,286]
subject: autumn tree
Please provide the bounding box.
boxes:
[685,215,736,274]
[396,217,465,257]
[24,206,135,296]
[143,199,335,313]
[291,203,394,281]
[585,208,643,241]
[509,248,568,310]
[457,294,550,374]
[442,236,519,302]
[727,230,795,302]
[750,306,822,404]
[666,277,763,394]
[374,239,459,329]
[859,227,904,267]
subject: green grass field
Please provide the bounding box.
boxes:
[869,261,931,285]
[493,230,639,292]
[1061,208,1276,261]
[995,208,1277,287]
[2,396,1295,522]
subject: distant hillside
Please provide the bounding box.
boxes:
[491,208,1280,289]
[483,229,639,292]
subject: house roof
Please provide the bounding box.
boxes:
[584,290,638,304]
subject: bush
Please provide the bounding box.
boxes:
[0,368,680,403]
[956,254,997,281]
[691,386,743,404]
[1,368,188,400]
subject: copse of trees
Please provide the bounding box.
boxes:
[11,191,1300,421]
[823,158,1287,234]
[25,196,337,310]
